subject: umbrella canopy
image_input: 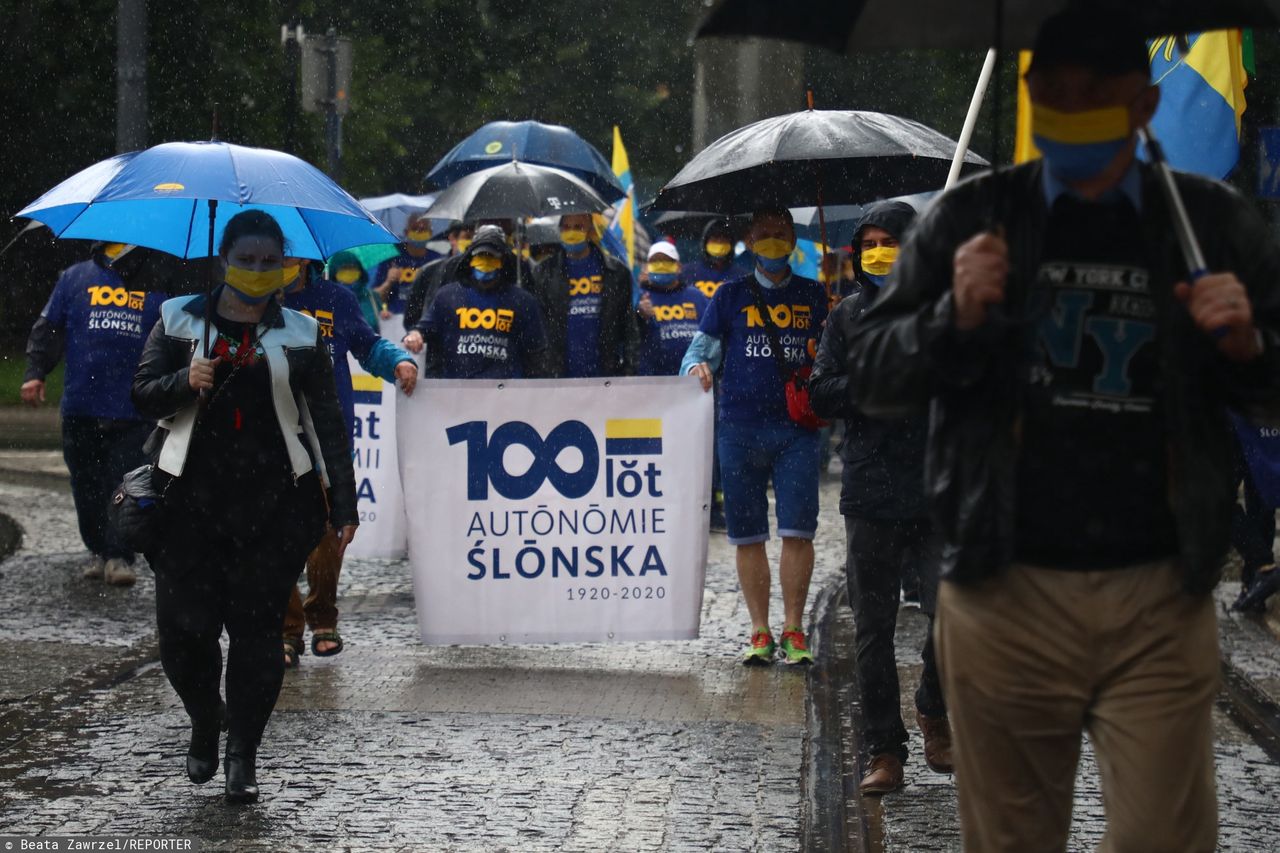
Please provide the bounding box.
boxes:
[424,161,609,223]
[16,141,396,261]
[650,110,988,214]
[427,120,624,200]
[790,204,863,247]
[358,193,451,239]
[694,0,1280,52]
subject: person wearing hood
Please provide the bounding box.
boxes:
[635,241,708,376]
[404,225,548,379]
[22,242,169,587]
[683,218,751,300]
[131,210,358,803]
[279,260,418,667]
[809,200,951,796]
[328,250,381,332]
[528,213,637,377]
[404,221,475,329]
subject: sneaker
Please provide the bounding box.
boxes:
[742,628,776,666]
[83,556,105,580]
[779,626,814,665]
[104,558,137,587]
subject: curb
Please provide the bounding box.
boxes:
[804,578,862,853]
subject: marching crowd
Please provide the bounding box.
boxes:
[14,8,1280,851]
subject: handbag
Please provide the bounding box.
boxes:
[109,463,167,553]
[748,280,828,431]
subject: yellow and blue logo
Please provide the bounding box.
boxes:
[351,372,382,406]
[605,418,662,456]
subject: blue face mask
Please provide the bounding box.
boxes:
[647,272,678,288]
[862,272,888,288]
[1033,136,1128,183]
[473,268,498,283]
[755,254,789,274]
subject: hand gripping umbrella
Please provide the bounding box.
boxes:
[16,140,397,355]
[427,120,624,200]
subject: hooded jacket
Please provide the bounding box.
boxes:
[529,244,637,377]
[811,200,925,519]
[844,161,1280,593]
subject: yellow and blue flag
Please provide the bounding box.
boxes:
[1014,33,1248,180]
[605,126,643,302]
[1147,31,1248,179]
[789,238,827,281]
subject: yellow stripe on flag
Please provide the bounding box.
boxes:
[1014,50,1040,164]
[1183,30,1248,135]
[605,419,662,440]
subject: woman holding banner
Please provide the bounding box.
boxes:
[132,210,358,804]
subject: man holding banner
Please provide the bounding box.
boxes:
[682,208,828,665]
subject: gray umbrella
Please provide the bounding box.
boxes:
[424,161,608,222]
[650,110,987,215]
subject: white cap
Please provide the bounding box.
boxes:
[647,241,680,262]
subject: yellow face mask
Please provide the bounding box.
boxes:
[225,265,287,298]
[334,267,361,285]
[705,240,732,258]
[455,238,473,253]
[560,229,589,246]
[102,243,129,260]
[752,238,793,260]
[1030,103,1129,145]
[470,254,502,273]
[648,260,680,276]
[860,246,899,276]
[407,228,432,242]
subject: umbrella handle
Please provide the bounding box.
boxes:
[204,199,218,359]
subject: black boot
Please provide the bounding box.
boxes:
[224,736,259,804]
[185,700,226,785]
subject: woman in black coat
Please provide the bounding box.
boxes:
[132,210,358,804]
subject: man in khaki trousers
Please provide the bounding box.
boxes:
[844,9,1280,851]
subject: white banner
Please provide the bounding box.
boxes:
[399,377,713,644]
[345,352,408,559]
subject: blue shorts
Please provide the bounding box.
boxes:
[717,419,821,545]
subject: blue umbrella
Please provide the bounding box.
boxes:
[426,120,624,201]
[16,141,396,260]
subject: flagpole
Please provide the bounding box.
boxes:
[946,48,998,190]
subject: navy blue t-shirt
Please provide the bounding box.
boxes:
[283,276,400,433]
[637,283,709,376]
[40,259,166,421]
[563,250,604,377]
[374,248,439,314]
[684,256,752,300]
[425,281,547,379]
[699,273,828,424]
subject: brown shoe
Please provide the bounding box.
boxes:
[916,711,954,774]
[859,753,904,796]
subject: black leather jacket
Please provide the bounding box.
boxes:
[528,246,638,377]
[846,161,1280,593]
[812,284,929,520]
[131,290,359,527]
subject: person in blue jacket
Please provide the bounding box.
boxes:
[21,243,168,586]
[635,241,708,376]
[327,250,381,332]
[403,225,548,379]
[683,218,751,301]
[371,214,442,319]
[279,261,418,665]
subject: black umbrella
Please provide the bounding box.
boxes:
[649,109,987,215]
[694,0,1280,51]
[424,160,609,222]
